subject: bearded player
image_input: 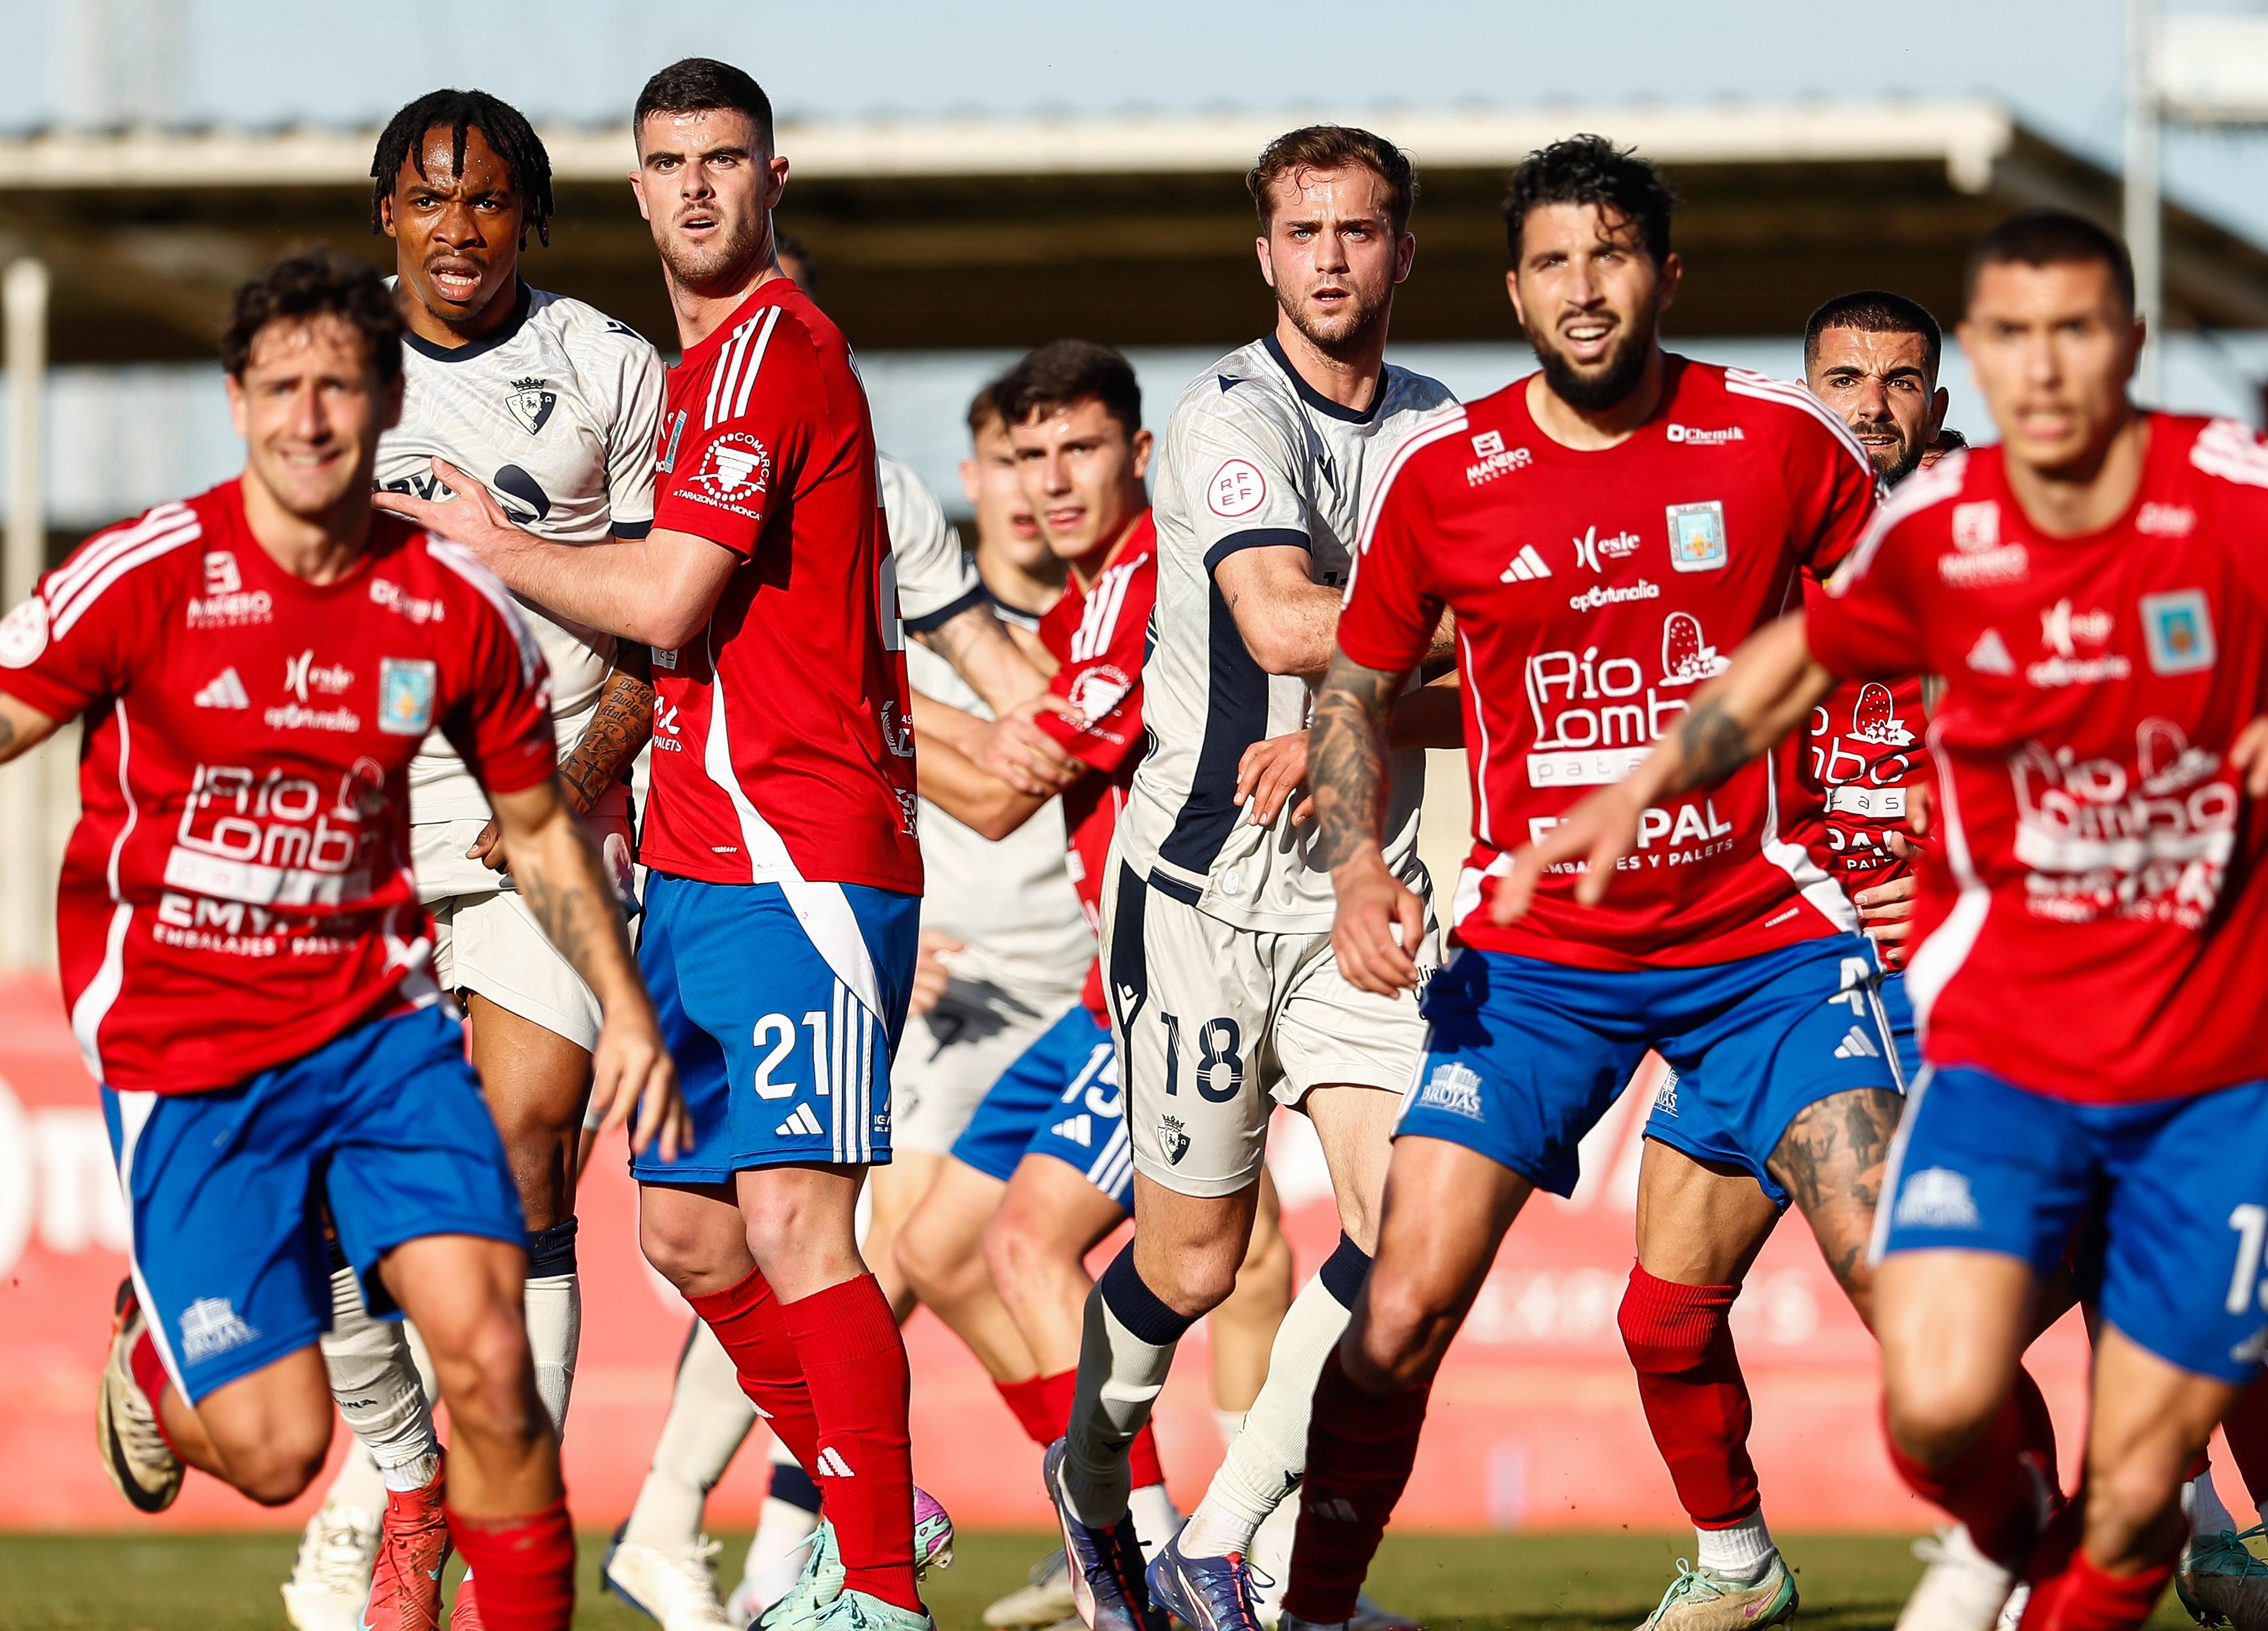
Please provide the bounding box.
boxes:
[1522,209,2268,1631]
[1272,135,1918,1630]
[7,249,686,1631]
[1043,125,1462,1631]
[379,58,947,1631]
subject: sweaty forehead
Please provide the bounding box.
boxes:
[402,125,507,188]
[641,107,759,156]
[1813,326,1932,374]
[1272,166,1388,217]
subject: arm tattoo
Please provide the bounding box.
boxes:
[515,798,637,991]
[1310,650,1406,869]
[0,714,14,755]
[1768,1087,1904,1294]
[1677,696,1754,787]
[557,648,654,815]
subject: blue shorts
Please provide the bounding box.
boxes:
[951,1006,1132,1209]
[1645,967,1917,1206]
[1877,1065,2268,1382]
[1399,936,1901,1199]
[633,872,918,1183]
[101,1004,524,1404]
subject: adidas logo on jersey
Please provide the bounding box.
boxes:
[1498,544,1553,584]
[775,1104,824,1138]
[1832,1025,1881,1060]
[814,1447,856,1477]
[1966,629,2016,675]
[1051,1114,1093,1148]
[194,667,249,709]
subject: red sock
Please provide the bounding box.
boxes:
[1281,1346,1432,1627]
[2019,1548,2175,1631]
[1039,1367,1167,1492]
[1618,1267,1757,1528]
[784,1274,920,1613]
[2222,1378,2268,1511]
[128,1327,183,1460]
[445,1498,575,1631]
[996,1375,1057,1447]
[1884,1382,2051,1566]
[687,1267,820,1471]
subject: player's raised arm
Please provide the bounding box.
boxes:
[1497,612,1836,922]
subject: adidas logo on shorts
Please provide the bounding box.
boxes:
[1833,1025,1881,1060]
[1051,1114,1093,1148]
[775,1104,824,1138]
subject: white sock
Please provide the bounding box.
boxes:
[2191,1469,2241,1538]
[620,1320,758,1561]
[1128,1482,1181,1564]
[1695,1509,1777,1583]
[1249,1496,1299,1619]
[523,1273,579,1436]
[1182,1248,1365,1556]
[1213,1409,1247,1448]
[319,1265,440,1492]
[741,1437,823,1607]
[315,1441,388,1522]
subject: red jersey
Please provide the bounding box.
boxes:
[0,483,555,1096]
[1340,359,1879,968]
[1807,415,2268,1102]
[642,280,922,894]
[1034,514,1158,1017]
[1804,676,1928,894]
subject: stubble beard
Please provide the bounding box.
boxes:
[1280,279,1391,362]
[1527,306,1658,413]
[657,209,768,294]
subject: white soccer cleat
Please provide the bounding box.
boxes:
[1900,1525,2019,1631]
[983,1547,1077,1629]
[96,1279,183,1515]
[603,1532,735,1630]
[279,1502,381,1631]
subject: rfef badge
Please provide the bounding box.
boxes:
[1666,500,1728,572]
[2140,589,2216,675]
[378,658,438,736]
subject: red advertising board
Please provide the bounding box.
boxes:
[0,974,2096,1534]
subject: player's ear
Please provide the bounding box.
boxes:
[377,192,397,237]
[628,169,652,223]
[1505,267,1527,327]
[1930,385,1949,439]
[765,152,790,211]
[959,459,981,510]
[223,370,249,441]
[1255,236,1276,291]
[1128,427,1155,482]
[1394,231,1416,285]
[1654,250,1683,313]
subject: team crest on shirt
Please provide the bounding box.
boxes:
[1847,682,1915,746]
[377,658,438,737]
[1156,1114,1191,1165]
[686,432,771,517]
[0,594,49,668]
[504,377,557,437]
[2140,589,2216,675]
[1065,665,1133,735]
[1664,500,1727,572]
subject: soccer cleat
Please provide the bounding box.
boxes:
[1997,1583,2029,1631]
[2177,1526,2268,1628]
[915,1486,957,1577]
[1898,1526,2019,1631]
[362,1466,451,1631]
[1043,1440,1166,1631]
[96,1278,183,1514]
[757,1494,955,1631]
[447,1571,484,1631]
[1348,1594,1424,1631]
[983,1548,1077,1629]
[602,1523,733,1630]
[1634,1556,1797,1630]
[281,1503,381,1631]
[1146,1531,1265,1631]
[809,1590,938,1631]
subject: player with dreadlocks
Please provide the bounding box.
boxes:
[278,88,669,1631]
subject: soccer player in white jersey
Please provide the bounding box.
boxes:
[1045,126,1461,1631]
[274,90,665,1631]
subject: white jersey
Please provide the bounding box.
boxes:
[379,282,665,824]
[882,451,984,632]
[1117,335,1455,931]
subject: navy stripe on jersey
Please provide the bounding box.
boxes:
[904,584,985,637]
[1202,527,1311,575]
[1158,575,1270,876]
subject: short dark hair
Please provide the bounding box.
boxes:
[1804,289,1944,379]
[634,58,775,155]
[1933,426,1970,451]
[221,250,405,386]
[1966,209,2137,313]
[775,232,815,290]
[1504,134,1676,265]
[996,341,1142,439]
[967,377,1008,439]
[370,88,554,247]
[1247,125,1418,237]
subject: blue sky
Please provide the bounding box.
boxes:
[5,0,2268,245]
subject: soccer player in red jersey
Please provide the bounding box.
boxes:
[1522,209,2268,1631]
[1613,289,1951,1626]
[1273,136,1908,1631]
[377,60,942,1631]
[0,250,683,1631]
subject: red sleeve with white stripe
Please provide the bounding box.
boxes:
[1336,449,1442,676]
[650,318,815,559]
[1036,550,1155,777]
[0,505,194,722]
[427,536,560,798]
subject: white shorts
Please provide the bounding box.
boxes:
[893,981,1079,1155]
[1102,862,1437,1199]
[411,791,635,1055]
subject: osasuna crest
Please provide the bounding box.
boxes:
[505,376,557,437]
[1157,1114,1191,1166]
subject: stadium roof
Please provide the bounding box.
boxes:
[4,96,2265,362]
